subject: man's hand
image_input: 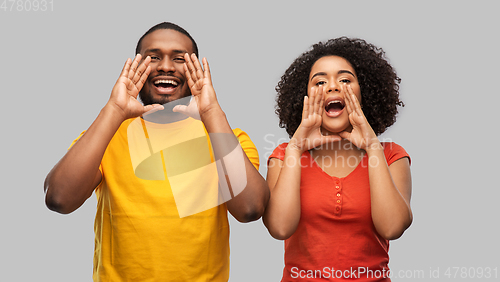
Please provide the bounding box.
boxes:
[108,54,163,121]
[172,96,201,120]
[174,53,221,120]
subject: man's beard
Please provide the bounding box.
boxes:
[140,91,193,124]
[139,88,191,106]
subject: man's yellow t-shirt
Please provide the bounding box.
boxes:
[71,117,259,282]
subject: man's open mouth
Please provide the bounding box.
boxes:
[152,79,180,95]
[154,79,178,89]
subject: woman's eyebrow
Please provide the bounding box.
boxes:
[338,70,356,77]
[310,70,356,81]
[310,72,327,81]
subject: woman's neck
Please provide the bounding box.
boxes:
[311,139,363,156]
[309,139,365,178]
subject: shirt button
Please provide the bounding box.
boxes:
[336,206,340,211]
[335,185,340,189]
[336,193,341,197]
[336,200,341,204]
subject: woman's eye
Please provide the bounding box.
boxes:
[316,81,326,86]
[340,79,351,83]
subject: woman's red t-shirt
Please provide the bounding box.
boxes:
[268,142,410,281]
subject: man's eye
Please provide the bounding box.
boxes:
[150,56,160,61]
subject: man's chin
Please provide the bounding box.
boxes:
[139,92,191,106]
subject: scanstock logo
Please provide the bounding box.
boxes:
[127,96,247,217]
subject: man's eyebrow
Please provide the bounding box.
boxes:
[143,49,189,54]
[143,48,161,54]
[172,49,189,55]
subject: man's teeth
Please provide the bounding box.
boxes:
[154,80,178,86]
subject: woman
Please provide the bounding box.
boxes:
[264,37,412,281]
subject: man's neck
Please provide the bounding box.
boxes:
[142,96,191,124]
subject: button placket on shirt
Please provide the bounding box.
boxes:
[334,178,342,215]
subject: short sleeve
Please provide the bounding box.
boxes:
[68,131,86,150]
[68,130,104,190]
[233,128,260,170]
[383,142,411,166]
[267,143,288,165]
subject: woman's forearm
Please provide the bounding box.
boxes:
[263,146,304,240]
[366,144,412,240]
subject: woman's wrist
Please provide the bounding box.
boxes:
[365,139,384,155]
[287,137,308,154]
[284,143,306,167]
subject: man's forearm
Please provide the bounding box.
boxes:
[201,107,269,222]
[44,104,124,214]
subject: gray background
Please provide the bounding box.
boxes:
[1,0,499,281]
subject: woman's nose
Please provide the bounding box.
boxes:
[326,81,340,93]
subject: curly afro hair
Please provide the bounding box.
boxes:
[275,37,403,138]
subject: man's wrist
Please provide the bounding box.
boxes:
[200,106,231,133]
[101,103,128,126]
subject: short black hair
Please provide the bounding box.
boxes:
[275,37,403,137]
[135,22,199,56]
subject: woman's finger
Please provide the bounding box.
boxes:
[347,85,363,117]
[302,95,310,120]
[313,85,324,115]
[343,84,354,114]
[306,85,319,119]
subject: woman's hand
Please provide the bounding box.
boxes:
[107,54,163,120]
[289,85,341,153]
[339,84,380,151]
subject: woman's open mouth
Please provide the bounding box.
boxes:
[325,98,345,118]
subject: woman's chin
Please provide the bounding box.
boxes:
[321,123,352,136]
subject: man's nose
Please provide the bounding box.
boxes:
[157,58,176,72]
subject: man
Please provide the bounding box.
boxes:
[44,22,269,281]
